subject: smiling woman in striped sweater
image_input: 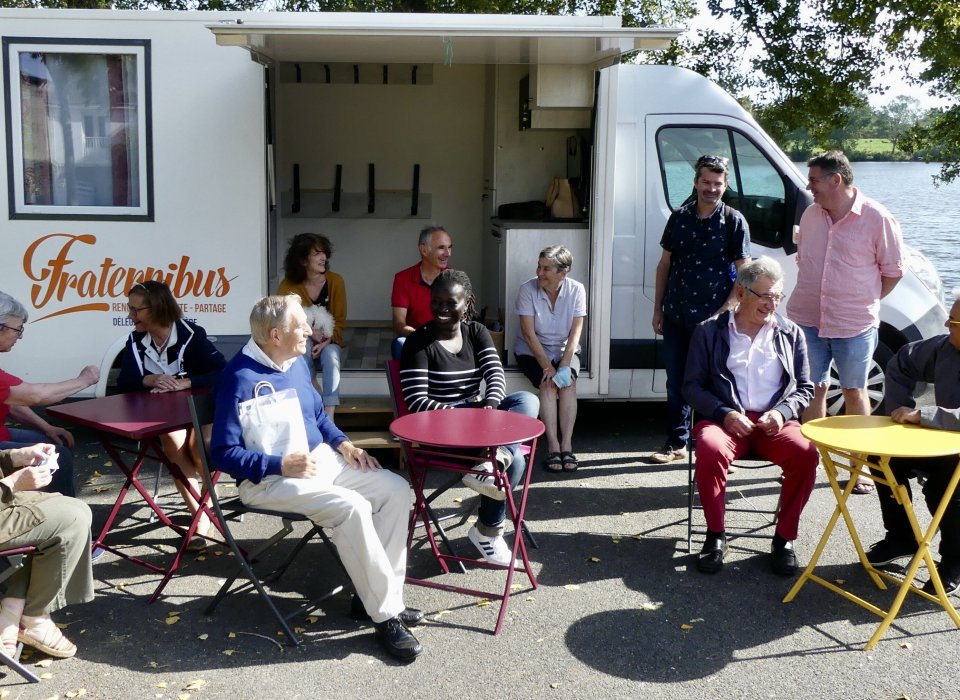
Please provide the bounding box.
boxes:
[399,270,539,566]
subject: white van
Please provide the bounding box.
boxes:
[0,10,947,408]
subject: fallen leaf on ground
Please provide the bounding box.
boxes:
[65,689,87,698]
[165,617,180,625]
[526,596,536,602]
[94,486,111,493]
[213,550,224,557]
[182,679,207,691]
[155,682,168,688]
[197,555,206,561]
[588,557,601,563]
[92,470,103,477]
[550,683,561,689]
[222,649,235,656]
[305,616,318,624]
[34,658,53,668]
[115,583,125,590]
[834,579,847,585]
[39,672,53,679]
[198,634,208,640]
[639,602,661,611]
[632,534,644,540]
[178,695,191,700]
[611,538,621,544]
[147,661,159,668]
[228,632,236,638]
[453,497,463,504]
[553,500,562,504]
[294,627,306,634]
[476,599,491,607]
[680,624,693,631]
[511,583,524,591]
[563,584,580,591]
[900,642,912,650]
[0,690,9,699]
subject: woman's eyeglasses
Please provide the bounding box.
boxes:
[0,323,24,339]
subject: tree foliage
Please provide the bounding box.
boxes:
[668,0,960,182]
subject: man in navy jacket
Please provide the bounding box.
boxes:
[683,257,818,576]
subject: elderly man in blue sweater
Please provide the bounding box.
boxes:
[211,295,423,662]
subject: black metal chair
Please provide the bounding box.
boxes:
[685,411,782,552]
[188,393,347,646]
[0,547,40,684]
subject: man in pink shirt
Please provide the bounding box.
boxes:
[785,151,904,493]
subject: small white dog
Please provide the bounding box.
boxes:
[304,304,335,340]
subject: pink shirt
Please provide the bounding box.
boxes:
[786,188,904,338]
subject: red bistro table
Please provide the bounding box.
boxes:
[390,407,544,635]
[47,390,218,602]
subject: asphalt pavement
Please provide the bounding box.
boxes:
[3,402,957,700]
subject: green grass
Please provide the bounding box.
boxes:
[853,138,895,154]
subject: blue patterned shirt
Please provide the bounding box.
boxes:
[660,201,750,327]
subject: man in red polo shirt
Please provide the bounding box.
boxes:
[390,226,453,358]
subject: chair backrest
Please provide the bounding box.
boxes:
[385,359,409,418]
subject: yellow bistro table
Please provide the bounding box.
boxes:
[785,414,960,649]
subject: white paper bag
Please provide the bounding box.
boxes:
[237,381,309,457]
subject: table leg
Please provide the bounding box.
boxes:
[784,447,885,604]
[865,456,960,649]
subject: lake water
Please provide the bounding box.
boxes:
[795,161,960,296]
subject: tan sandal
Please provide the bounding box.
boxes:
[18,617,77,658]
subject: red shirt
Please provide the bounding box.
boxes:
[0,369,24,442]
[391,262,442,331]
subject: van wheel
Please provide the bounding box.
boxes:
[824,341,894,416]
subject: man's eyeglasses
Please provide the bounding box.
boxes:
[807,173,836,185]
[0,323,25,339]
[947,318,960,326]
[746,287,784,304]
[128,304,151,315]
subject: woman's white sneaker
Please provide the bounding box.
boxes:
[468,525,516,566]
[462,463,505,500]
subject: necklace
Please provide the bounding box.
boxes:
[151,330,172,357]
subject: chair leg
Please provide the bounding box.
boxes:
[0,642,40,683]
[262,523,323,583]
[521,522,539,549]
[687,448,696,553]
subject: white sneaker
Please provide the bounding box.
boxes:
[462,462,506,500]
[495,445,513,471]
[468,526,516,566]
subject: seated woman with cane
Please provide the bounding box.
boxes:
[0,443,93,659]
[400,270,539,566]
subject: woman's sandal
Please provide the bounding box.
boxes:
[0,603,22,658]
[543,452,563,473]
[18,617,77,659]
[560,451,579,472]
[851,478,875,495]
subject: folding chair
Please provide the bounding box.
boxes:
[0,547,40,684]
[685,411,781,553]
[385,360,470,569]
[187,394,347,646]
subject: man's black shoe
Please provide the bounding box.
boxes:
[865,537,918,567]
[374,617,423,662]
[771,538,799,576]
[351,595,424,627]
[696,532,727,574]
[922,559,960,596]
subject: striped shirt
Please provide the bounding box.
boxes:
[400,320,506,412]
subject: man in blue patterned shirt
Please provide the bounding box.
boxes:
[651,155,751,463]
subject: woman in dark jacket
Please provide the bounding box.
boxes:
[117,281,225,550]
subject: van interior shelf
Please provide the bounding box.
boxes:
[280,190,432,219]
